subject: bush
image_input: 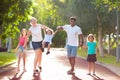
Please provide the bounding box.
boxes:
[0,47,7,52]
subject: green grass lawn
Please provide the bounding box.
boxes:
[0,52,16,67]
[78,48,120,67]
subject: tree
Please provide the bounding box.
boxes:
[30,0,120,50]
[30,0,67,47]
[92,0,120,57]
[53,0,119,57]
[0,0,33,48]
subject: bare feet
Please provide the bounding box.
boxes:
[17,68,20,73]
[23,68,27,72]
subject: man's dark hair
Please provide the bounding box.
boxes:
[69,16,76,21]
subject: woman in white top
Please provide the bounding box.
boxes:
[27,17,47,75]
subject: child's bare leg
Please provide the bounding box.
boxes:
[87,62,91,75]
[42,42,45,48]
[47,44,50,52]
[23,53,26,72]
[92,62,95,75]
[18,52,22,72]
[46,44,50,55]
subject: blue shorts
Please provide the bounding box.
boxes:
[32,41,42,50]
[67,45,78,57]
[44,42,50,47]
[18,46,24,52]
[16,46,26,57]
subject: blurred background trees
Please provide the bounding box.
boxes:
[0,0,120,58]
[0,0,33,50]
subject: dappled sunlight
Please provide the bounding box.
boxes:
[60,0,65,3]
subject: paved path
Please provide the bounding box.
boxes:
[0,48,120,80]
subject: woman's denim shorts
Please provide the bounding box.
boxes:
[16,46,26,57]
[32,41,42,50]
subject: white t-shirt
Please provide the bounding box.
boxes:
[43,34,53,44]
[63,25,82,46]
[29,24,43,42]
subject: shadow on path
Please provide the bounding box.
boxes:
[89,74,104,80]
[8,72,24,80]
[71,74,82,80]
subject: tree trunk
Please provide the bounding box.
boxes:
[108,34,111,55]
[0,38,1,47]
[97,15,104,57]
[7,37,12,53]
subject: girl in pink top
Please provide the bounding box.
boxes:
[15,28,27,72]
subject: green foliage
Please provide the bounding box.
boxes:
[1,0,120,48]
[91,0,120,34]
[92,0,120,11]
[0,52,16,67]
[0,0,33,37]
[31,0,120,48]
[31,0,68,47]
[0,0,33,47]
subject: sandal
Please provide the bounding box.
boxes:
[67,70,74,75]
[33,69,38,73]
[87,73,91,75]
[23,68,27,72]
[33,69,38,76]
[39,66,42,72]
[93,73,96,76]
[46,51,50,55]
[17,68,20,73]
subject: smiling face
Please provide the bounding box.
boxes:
[70,19,76,27]
[88,36,94,42]
[22,29,27,36]
[69,16,76,27]
[30,18,37,26]
[46,30,52,35]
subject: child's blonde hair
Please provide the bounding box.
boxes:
[87,34,96,42]
[20,28,27,37]
[30,17,37,25]
[22,28,27,32]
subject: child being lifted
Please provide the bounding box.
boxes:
[42,28,58,55]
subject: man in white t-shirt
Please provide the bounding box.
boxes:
[57,16,84,75]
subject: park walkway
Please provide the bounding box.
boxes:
[0,48,120,80]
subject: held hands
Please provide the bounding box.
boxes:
[42,25,48,30]
[79,42,88,50]
[81,44,87,50]
[56,26,60,30]
[56,26,62,30]
[14,48,17,53]
[79,41,84,47]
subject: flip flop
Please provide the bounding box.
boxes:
[67,70,74,75]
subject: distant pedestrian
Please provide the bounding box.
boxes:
[42,28,58,55]
[15,28,28,72]
[57,16,84,75]
[86,34,97,75]
[27,17,48,75]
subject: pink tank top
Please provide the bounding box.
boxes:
[19,36,27,46]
